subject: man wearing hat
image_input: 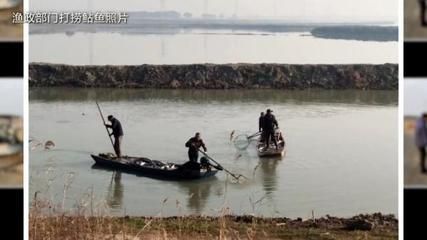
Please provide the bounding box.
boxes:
[262,109,279,150]
[105,115,124,158]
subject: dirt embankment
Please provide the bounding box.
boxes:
[29,63,398,90]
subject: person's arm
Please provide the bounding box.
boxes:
[185,139,192,148]
[105,123,113,136]
[273,117,279,128]
[259,118,262,132]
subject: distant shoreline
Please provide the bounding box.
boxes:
[29,20,398,42]
[29,63,398,90]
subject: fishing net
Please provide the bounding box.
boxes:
[233,134,250,150]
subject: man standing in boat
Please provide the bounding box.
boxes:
[259,112,265,133]
[259,112,265,143]
[185,132,207,162]
[105,115,124,158]
[262,109,279,150]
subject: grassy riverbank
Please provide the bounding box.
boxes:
[30,212,397,239]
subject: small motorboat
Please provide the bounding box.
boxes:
[91,153,219,180]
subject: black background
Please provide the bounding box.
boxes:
[404,41,427,77]
[404,188,427,239]
[0,189,23,239]
[0,42,23,77]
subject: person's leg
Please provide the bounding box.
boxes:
[420,147,426,173]
[188,152,198,162]
[117,136,122,157]
[265,131,271,149]
[114,136,121,158]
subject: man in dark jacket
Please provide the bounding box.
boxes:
[259,112,265,132]
[262,109,279,149]
[185,132,207,162]
[105,115,124,158]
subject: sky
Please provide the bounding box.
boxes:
[405,80,427,116]
[30,0,398,23]
[0,80,22,116]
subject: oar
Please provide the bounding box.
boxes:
[95,101,115,150]
[198,149,247,181]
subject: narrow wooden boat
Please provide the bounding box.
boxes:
[91,153,219,180]
[256,135,286,157]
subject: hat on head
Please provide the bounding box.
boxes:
[266,109,273,113]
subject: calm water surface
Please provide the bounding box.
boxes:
[29,88,397,218]
[30,31,397,65]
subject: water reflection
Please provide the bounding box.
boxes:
[105,172,123,210]
[258,157,281,197]
[176,178,223,214]
[30,88,397,106]
[92,163,224,214]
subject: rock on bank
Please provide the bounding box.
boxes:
[29,63,398,90]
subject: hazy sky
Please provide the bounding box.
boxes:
[0,80,22,116]
[31,0,397,23]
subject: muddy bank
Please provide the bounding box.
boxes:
[29,63,398,90]
[30,213,398,240]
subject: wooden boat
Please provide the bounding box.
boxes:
[91,153,219,180]
[256,131,286,157]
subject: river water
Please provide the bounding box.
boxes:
[29,88,397,218]
[29,31,397,65]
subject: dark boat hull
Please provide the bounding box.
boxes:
[91,154,218,180]
[256,138,286,157]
